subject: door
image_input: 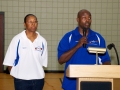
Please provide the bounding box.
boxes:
[0,12,4,73]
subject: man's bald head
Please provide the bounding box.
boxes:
[77,9,91,18]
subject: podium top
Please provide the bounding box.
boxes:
[66,65,120,78]
[87,47,106,54]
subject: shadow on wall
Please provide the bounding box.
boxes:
[110,56,118,65]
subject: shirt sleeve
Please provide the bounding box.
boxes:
[3,37,19,66]
[57,33,71,60]
[41,39,48,67]
[98,34,110,63]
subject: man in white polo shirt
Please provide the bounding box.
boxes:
[3,14,48,90]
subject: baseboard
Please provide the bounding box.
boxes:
[3,70,64,74]
[45,70,64,73]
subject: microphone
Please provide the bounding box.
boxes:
[83,28,87,48]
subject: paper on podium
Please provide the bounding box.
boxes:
[87,47,106,54]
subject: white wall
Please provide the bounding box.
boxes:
[0,0,120,71]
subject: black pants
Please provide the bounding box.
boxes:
[14,78,44,90]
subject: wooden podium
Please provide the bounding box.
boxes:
[66,65,120,90]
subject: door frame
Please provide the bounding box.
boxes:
[0,12,4,72]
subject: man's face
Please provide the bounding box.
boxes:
[77,11,91,29]
[24,16,38,32]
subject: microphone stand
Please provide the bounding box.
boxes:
[107,43,120,65]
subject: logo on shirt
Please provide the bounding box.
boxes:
[35,46,42,51]
[88,40,99,45]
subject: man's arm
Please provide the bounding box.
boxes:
[58,36,87,64]
[58,45,80,64]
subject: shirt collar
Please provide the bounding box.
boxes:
[21,30,39,40]
[73,27,95,37]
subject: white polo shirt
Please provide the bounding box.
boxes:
[3,30,48,80]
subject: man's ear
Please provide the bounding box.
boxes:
[76,18,79,22]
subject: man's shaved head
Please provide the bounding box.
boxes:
[77,9,91,18]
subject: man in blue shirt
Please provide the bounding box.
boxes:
[57,9,111,90]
